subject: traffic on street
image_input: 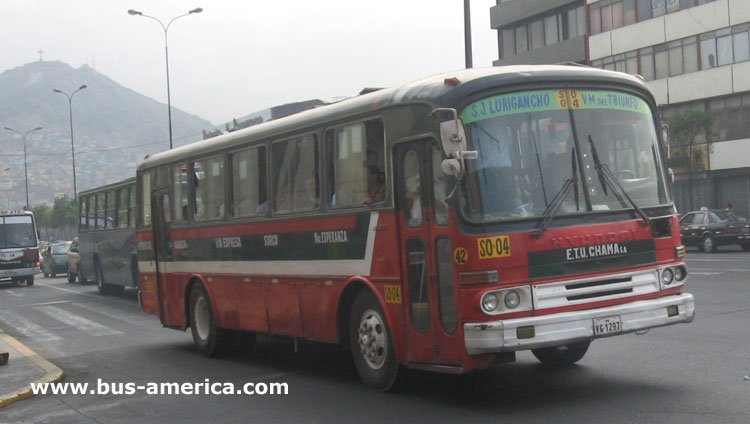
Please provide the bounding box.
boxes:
[0,249,748,424]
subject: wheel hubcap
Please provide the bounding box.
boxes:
[357,309,387,370]
[704,237,713,251]
[194,296,210,341]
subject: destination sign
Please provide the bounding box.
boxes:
[461,89,651,123]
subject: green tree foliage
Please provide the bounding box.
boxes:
[666,110,712,211]
[31,198,77,241]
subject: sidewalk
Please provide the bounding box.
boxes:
[0,328,64,408]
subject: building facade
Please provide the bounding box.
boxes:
[491,0,750,216]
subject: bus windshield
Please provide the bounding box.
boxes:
[459,89,670,223]
[1,215,37,248]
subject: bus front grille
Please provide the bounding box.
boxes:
[532,269,660,309]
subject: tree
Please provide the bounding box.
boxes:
[667,110,712,211]
[30,204,52,240]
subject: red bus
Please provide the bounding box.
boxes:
[136,66,694,390]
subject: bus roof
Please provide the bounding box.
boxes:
[138,65,652,170]
[78,177,137,198]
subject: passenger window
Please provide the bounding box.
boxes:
[193,156,226,221]
[96,193,105,229]
[231,146,267,217]
[271,135,319,213]
[326,119,385,208]
[403,149,422,227]
[172,163,189,222]
[141,172,152,227]
[105,190,116,228]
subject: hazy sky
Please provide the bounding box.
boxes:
[1,0,498,125]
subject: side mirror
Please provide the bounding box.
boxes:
[431,108,477,177]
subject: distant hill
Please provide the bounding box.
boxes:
[0,61,213,207]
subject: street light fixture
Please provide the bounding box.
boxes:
[4,126,43,208]
[53,84,87,202]
[128,7,203,150]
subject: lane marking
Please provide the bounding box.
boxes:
[35,305,124,337]
[0,310,63,342]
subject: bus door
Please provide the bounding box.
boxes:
[151,189,173,326]
[395,140,462,366]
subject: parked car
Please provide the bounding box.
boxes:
[679,209,750,252]
[67,238,81,283]
[41,241,72,278]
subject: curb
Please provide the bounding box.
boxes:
[0,332,64,409]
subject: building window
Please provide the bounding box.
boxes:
[652,0,666,17]
[716,28,733,66]
[668,40,683,76]
[639,47,655,80]
[654,44,669,79]
[530,19,544,50]
[544,15,558,45]
[683,36,699,74]
[624,0,637,25]
[515,25,528,53]
[637,0,652,21]
[732,24,750,63]
[700,31,717,69]
[501,27,515,58]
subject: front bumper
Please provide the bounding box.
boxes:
[0,266,40,280]
[464,293,695,355]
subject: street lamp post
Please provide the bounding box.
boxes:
[4,126,42,208]
[53,85,87,202]
[128,7,203,150]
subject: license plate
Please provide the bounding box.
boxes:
[593,316,622,336]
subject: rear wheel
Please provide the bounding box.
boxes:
[532,341,590,366]
[189,283,237,357]
[95,262,123,295]
[702,235,717,253]
[349,290,400,391]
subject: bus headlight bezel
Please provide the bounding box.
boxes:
[480,285,532,315]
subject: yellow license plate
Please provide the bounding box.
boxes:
[477,236,511,259]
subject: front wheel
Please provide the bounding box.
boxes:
[349,290,400,391]
[26,276,34,286]
[702,235,717,253]
[532,341,590,366]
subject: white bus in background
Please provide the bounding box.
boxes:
[0,209,40,286]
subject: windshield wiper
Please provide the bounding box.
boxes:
[588,135,650,226]
[532,147,579,238]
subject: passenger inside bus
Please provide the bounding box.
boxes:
[300,174,320,209]
[362,165,385,205]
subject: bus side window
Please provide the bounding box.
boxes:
[327,119,385,208]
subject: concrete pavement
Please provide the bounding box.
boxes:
[0,328,64,409]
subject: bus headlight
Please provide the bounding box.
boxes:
[673,265,687,282]
[661,267,675,286]
[504,290,521,309]
[480,286,532,315]
[481,293,499,312]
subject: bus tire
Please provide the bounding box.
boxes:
[349,290,400,391]
[96,262,109,295]
[189,283,231,357]
[532,341,590,366]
